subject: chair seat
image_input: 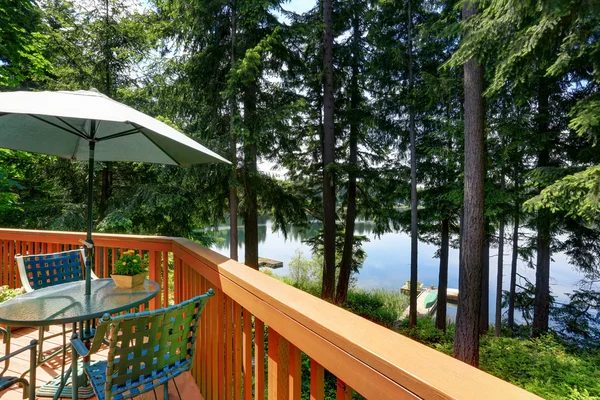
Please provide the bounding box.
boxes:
[0,375,25,391]
[85,359,190,400]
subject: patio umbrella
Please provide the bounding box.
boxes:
[0,89,230,296]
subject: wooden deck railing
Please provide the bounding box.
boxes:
[0,228,539,399]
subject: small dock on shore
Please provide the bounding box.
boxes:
[258,257,283,269]
[399,286,459,320]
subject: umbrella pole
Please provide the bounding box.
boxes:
[85,137,95,297]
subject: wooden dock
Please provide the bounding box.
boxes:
[258,257,283,269]
[400,288,437,320]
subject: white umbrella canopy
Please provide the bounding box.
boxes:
[0,89,229,165]
[0,89,230,296]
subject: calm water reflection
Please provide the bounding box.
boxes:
[210,220,580,322]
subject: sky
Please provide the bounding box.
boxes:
[282,0,316,14]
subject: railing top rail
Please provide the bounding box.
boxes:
[172,237,540,400]
[0,228,174,251]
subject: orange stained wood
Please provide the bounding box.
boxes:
[310,359,324,400]
[0,230,544,400]
[172,237,541,400]
[233,303,242,400]
[254,318,265,400]
[225,296,234,400]
[210,281,218,400]
[242,310,252,400]
[336,379,353,400]
[162,252,169,306]
[216,289,225,400]
[289,344,302,400]
[267,327,290,399]
[148,251,160,310]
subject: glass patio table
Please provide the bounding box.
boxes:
[0,278,160,400]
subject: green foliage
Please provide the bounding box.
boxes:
[344,288,407,328]
[479,334,600,399]
[0,0,50,86]
[524,165,600,222]
[396,316,455,354]
[399,319,600,399]
[0,286,24,303]
[286,249,322,289]
[113,249,146,276]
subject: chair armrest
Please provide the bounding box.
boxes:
[0,339,38,364]
[71,335,91,358]
[71,313,111,358]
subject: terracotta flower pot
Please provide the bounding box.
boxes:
[111,273,146,288]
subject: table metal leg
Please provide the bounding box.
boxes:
[36,322,94,399]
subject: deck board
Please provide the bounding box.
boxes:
[0,326,203,400]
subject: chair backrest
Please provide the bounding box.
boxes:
[91,289,214,399]
[15,249,96,292]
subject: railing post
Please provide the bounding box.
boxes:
[310,359,324,400]
[268,327,290,399]
[149,251,160,310]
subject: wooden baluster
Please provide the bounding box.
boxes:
[200,273,207,396]
[10,241,16,288]
[336,379,353,400]
[1,240,5,286]
[205,275,212,398]
[310,359,324,400]
[268,327,290,399]
[290,344,302,400]
[211,286,219,400]
[255,318,265,400]
[217,290,226,400]
[148,251,160,310]
[103,247,109,279]
[173,255,180,304]
[225,296,234,400]
[94,245,100,277]
[243,310,252,400]
[233,303,242,400]
[162,252,169,307]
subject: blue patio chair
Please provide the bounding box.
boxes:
[15,248,98,365]
[0,327,37,399]
[71,289,214,400]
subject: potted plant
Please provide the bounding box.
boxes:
[111,250,147,288]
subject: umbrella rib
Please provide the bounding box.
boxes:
[29,115,89,140]
[130,123,181,166]
[96,128,140,142]
[56,117,88,138]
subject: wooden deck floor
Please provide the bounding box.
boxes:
[0,326,203,400]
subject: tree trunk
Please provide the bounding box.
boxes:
[479,235,489,335]
[533,82,551,336]
[454,1,485,367]
[229,0,239,261]
[407,0,419,329]
[335,11,360,305]
[436,218,449,331]
[243,82,259,270]
[508,210,519,330]
[495,170,505,336]
[321,0,336,301]
[533,213,551,335]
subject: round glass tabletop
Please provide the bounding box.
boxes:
[0,278,160,326]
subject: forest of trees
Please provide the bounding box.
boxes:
[1,0,600,371]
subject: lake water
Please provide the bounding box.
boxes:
[210,220,581,323]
